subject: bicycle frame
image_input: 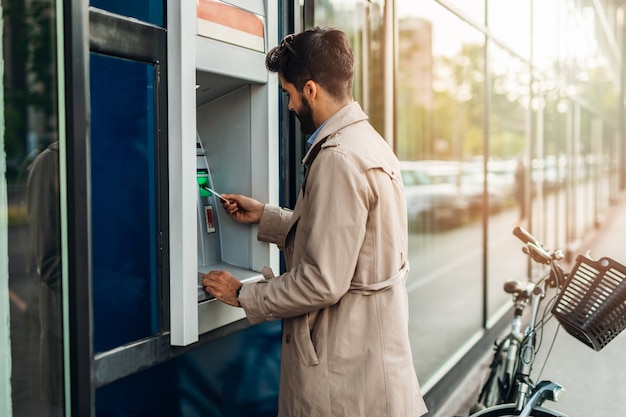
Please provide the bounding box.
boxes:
[512,271,564,414]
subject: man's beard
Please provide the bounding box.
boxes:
[295,95,316,135]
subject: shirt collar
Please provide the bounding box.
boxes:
[307,120,328,146]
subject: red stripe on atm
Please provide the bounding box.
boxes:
[197,0,264,38]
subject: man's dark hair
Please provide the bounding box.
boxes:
[266,27,354,100]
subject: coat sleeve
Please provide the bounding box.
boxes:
[241,148,369,323]
[257,204,293,249]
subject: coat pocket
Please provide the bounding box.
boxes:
[293,315,320,367]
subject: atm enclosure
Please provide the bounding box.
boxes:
[168,0,280,346]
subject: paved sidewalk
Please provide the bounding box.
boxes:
[439,195,626,417]
[536,196,626,416]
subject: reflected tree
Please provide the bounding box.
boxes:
[4,0,57,181]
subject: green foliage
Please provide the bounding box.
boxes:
[4,0,58,176]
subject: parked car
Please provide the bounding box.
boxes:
[486,159,517,203]
[458,162,509,214]
[420,160,510,215]
[400,161,470,231]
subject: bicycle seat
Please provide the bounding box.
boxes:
[503,280,526,294]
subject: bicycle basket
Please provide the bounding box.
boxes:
[552,255,626,351]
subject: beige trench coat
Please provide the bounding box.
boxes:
[239,102,428,417]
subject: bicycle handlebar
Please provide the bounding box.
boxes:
[512,226,537,245]
[514,226,554,264]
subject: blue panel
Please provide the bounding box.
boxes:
[90,53,158,352]
[90,0,164,26]
[95,321,282,417]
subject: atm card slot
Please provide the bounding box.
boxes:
[197,272,215,302]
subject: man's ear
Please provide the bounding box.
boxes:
[303,80,318,100]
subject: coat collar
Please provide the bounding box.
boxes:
[301,101,368,166]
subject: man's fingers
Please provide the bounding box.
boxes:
[201,271,239,307]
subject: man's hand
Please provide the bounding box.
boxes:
[201,270,242,307]
[220,194,264,224]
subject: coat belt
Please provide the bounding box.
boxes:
[348,261,409,295]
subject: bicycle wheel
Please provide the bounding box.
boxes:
[469,404,569,417]
[471,337,519,412]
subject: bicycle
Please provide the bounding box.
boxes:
[468,226,626,417]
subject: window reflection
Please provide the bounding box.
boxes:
[4,0,64,414]
[532,0,560,73]
[90,0,164,26]
[398,0,485,26]
[26,142,64,410]
[400,161,470,231]
[397,0,485,384]
[305,0,386,134]
[487,0,530,60]
[486,42,533,314]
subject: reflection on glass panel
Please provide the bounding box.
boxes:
[486,41,532,318]
[90,0,164,26]
[537,85,568,252]
[487,0,530,60]
[397,0,485,26]
[584,62,619,121]
[603,125,619,204]
[574,109,593,240]
[575,26,618,124]
[90,54,159,352]
[3,0,64,414]
[305,0,386,134]
[532,0,561,72]
[396,0,484,384]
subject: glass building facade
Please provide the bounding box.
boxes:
[1,0,625,416]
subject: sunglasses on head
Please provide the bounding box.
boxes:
[280,34,296,56]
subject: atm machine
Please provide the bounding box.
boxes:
[195,135,261,305]
[168,0,280,346]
